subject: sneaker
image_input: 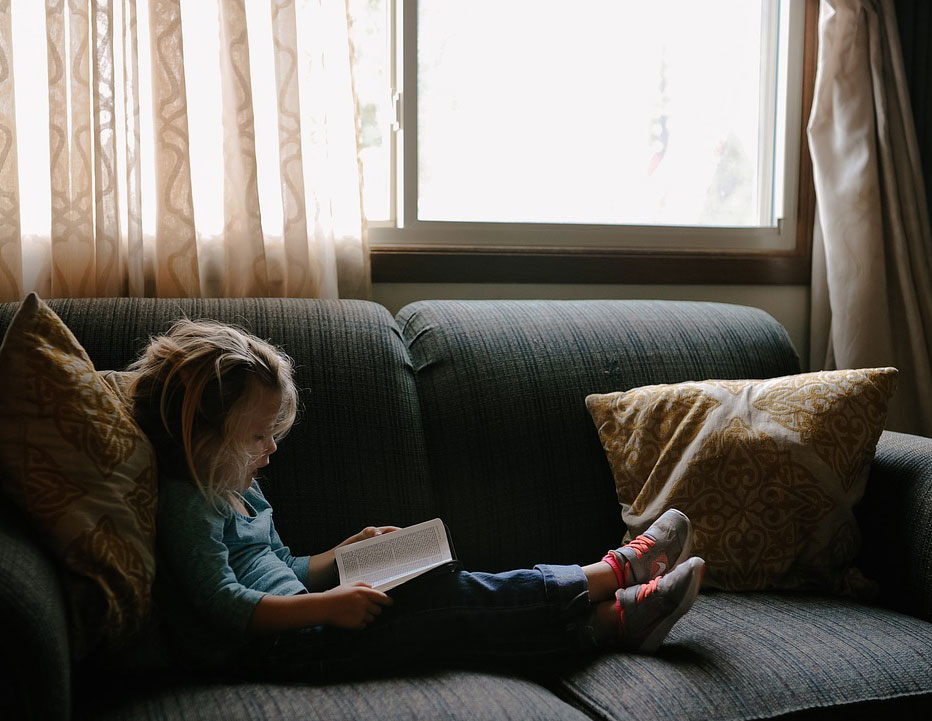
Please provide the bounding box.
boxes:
[604,508,694,588]
[615,556,705,654]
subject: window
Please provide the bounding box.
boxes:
[351,0,818,283]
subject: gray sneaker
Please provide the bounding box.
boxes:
[606,508,694,587]
[615,556,705,654]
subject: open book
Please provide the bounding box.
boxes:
[334,518,456,591]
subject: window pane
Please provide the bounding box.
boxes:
[418,0,769,226]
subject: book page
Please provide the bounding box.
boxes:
[334,518,453,591]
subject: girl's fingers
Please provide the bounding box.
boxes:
[365,594,391,611]
[359,525,400,539]
[356,585,392,604]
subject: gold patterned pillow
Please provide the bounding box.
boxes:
[586,368,897,593]
[0,293,157,658]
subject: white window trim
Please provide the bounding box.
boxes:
[369,0,808,255]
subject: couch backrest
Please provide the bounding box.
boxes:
[0,297,436,555]
[0,295,801,574]
[397,299,801,572]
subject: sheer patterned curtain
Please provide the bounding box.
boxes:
[0,0,369,301]
[808,0,932,436]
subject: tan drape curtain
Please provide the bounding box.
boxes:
[0,0,368,301]
[808,0,932,436]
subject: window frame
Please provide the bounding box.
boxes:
[369,0,819,285]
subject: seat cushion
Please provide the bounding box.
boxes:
[88,670,593,721]
[557,592,932,721]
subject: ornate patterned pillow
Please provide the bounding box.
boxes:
[0,293,157,658]
[586,368,897,593]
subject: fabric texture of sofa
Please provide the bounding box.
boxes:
[1,297,930,720]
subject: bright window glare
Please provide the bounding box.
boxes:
[136,0,157,240]
[11,0,51,239]
[418,0,767,227]
[180,0,224,239]
[246,0,284,241]
[348,0,392,223]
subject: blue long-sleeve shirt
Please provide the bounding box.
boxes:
[155,477,311,668]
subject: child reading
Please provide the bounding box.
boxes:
[127,319,705,678]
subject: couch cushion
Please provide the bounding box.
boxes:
[88,670,593,721]
[0,501,71,721]
[397,300,801,572]
[557,592,932,721]
[0,297,436,557]
[859,430,932,622]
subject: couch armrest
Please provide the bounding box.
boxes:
[0,499,71,721]
[857,430,932,620]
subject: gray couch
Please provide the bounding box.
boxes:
[1,297,931,721]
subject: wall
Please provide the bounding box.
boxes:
[373,283,811,369]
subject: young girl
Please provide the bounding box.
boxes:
[128,319,705,679]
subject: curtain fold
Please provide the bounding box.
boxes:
[0,1,23,299]
[47,0,95,296]
[218,0,266,298]
[0,0,368,301]
[808,0,932,436]
[121,0,145,296]
[148,0,199,297]
[270,0,313,297]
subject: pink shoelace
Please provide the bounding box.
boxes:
[626,534,656,558]
[604,534,656,588]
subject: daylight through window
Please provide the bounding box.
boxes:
[352,0,807,253]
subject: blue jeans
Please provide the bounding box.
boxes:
[244,564,595,680]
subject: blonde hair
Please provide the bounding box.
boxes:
[128,319,298,508]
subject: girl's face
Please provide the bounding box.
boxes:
[233,383,283,490]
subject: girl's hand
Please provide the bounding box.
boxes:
[339,525,401,547]
[321,582,393,630]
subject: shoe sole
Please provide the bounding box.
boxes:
[636,559,705,654]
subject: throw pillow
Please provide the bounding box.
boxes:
[0,293,157,658]
[586,368,897,593]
